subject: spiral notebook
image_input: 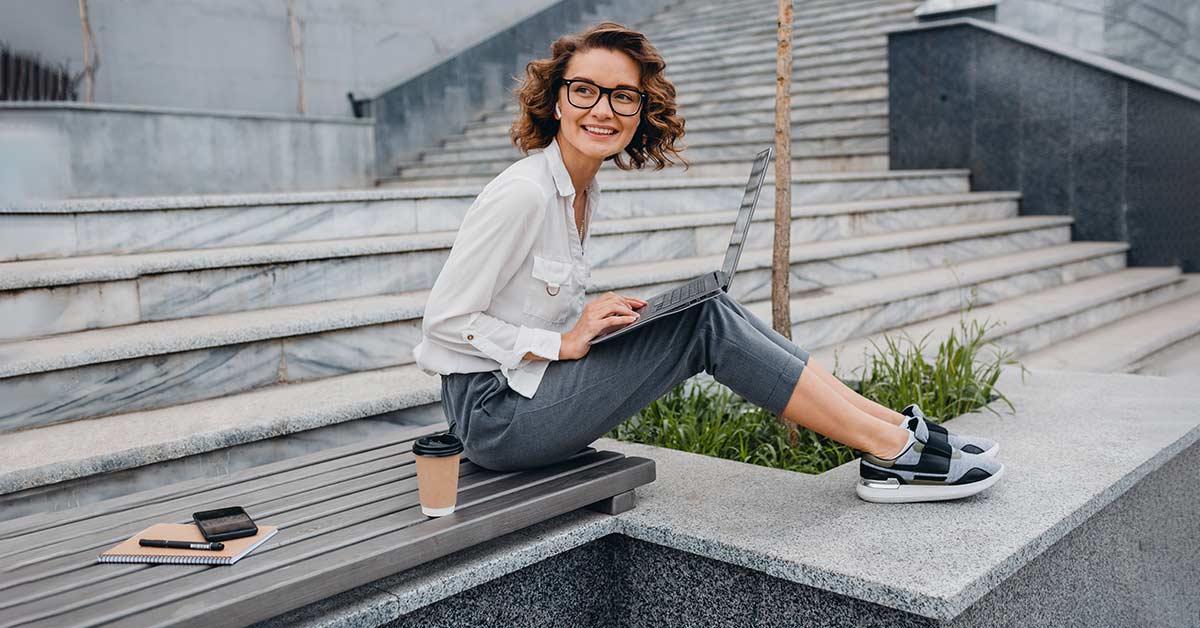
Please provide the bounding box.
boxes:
[98,523,278,565]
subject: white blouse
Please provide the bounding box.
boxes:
[412,137,598,399]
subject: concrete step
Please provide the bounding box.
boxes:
[652,7,914,55]
[674,70,894,108]
[1021,277,1200,373]
[649,5,915,53]
[2,170,966,262]
[666,37,885,77]
[0,241,1125,504]
[1,191,1019,341]
[588,190,1020,266]
[384,169,969,210]
[430,116,887,164]
[464,98,888,141]
[398,133,888,179]
[0,364,444,505]
[385,152,892,187]
[0,215,1065,430]
[659,23,903,67]
[0,292,429,433]
[812,267,1194,377]
[593,216,1073,303]
[644,0,909,33]
[665,35,886,75]
[672,54,888,92]
[656,12,912,57]
[669,56,889,94]
[744,241,1131,354]
[645,0,911,32]
[1130,327,1200,377]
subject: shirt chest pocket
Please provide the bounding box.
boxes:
[522,255,576,325]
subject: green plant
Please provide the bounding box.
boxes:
[604,378,857,474]
[836,273,1029,423]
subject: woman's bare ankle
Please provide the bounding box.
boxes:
[869,425,912,460]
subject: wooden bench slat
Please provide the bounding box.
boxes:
[5,455,515,624]
[40,455,654,628]
[0,425,441,540]
[2,449,429,572]
[5,451,627,627]
[0,436,440,558]
[2,457,494,605]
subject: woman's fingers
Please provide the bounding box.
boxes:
[593,300,639,321]
[615,294,641,309]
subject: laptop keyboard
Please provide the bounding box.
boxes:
[652,277,705,311]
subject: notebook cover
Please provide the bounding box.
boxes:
[98,523,278,565]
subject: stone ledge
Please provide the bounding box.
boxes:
[0,101,373,125]
[3,170,970,214]
[885,18,1200,105]
[252,367,1200,624]
[0,366,439,495]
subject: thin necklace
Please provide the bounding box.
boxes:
[576,190,587,242]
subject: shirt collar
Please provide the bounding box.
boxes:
[543,137,577,198]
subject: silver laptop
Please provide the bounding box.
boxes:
[589,146,773,345]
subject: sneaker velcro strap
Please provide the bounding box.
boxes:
[919,427,953,475]
[923,419,949,436]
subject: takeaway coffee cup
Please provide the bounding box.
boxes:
[412,433,464,517]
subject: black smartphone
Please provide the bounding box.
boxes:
[192,506,259,542]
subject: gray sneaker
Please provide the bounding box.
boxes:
[902,404,999,457]
[857,413,1005,503]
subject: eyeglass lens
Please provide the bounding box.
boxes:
[566,80,642,115]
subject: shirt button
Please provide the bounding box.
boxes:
[467,334,474,340]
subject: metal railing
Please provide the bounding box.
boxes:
[0,43,82,101]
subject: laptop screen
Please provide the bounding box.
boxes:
[721,147,773,286]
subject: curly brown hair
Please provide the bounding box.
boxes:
[509,21,688,172]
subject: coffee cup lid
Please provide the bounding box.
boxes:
[413,433,464,457]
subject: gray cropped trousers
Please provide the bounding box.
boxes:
[439,291,811,472]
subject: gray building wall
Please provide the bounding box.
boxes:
[996,0,1200,89]
[887,19,1200,272]
[0,0,558,117]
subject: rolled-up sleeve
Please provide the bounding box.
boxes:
[421,176,562,373]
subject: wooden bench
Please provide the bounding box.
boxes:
[0,424,655,627]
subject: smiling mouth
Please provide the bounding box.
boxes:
[582,125,617,138]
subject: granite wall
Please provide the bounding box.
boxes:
[887,19,1200,272]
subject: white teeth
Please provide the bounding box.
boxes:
[584,126,615,135]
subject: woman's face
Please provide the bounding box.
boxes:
[556,47,642,162]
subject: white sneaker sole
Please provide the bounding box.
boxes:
[856,464,1005,504]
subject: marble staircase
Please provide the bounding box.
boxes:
[383,0,916,186]
[2,0,1197,520]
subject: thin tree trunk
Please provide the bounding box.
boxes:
[772,0,793,341]
[79,0,97,102]
[287,0,307,115]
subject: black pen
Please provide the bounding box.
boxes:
[139,538,225,551]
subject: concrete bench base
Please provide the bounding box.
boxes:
[253,367,1200,627]
[373,439,1199,628]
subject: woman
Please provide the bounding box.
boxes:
[413,22,1004,503]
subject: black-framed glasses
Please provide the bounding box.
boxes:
[561,78,646,116]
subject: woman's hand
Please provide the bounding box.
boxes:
[560,292,647,360]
